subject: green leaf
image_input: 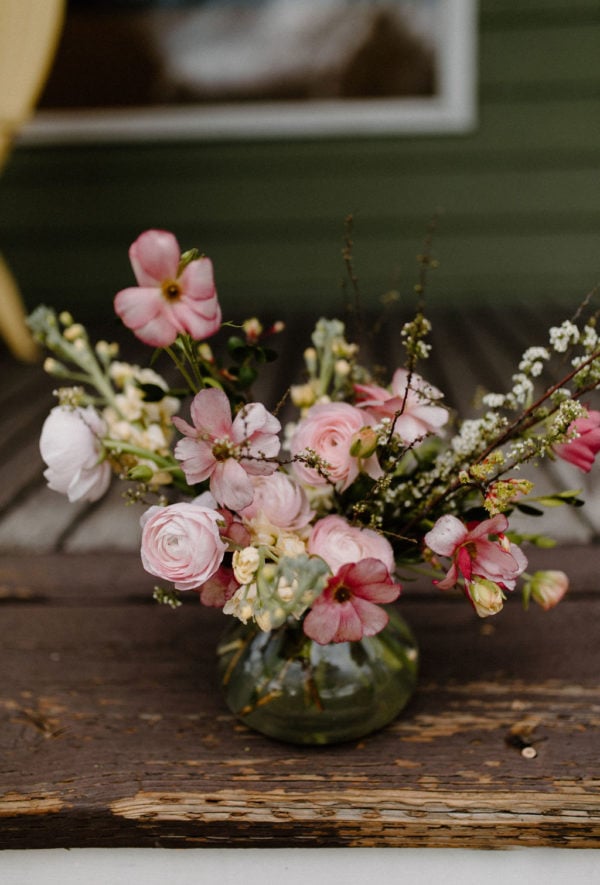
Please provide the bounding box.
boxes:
[515,503,544,516]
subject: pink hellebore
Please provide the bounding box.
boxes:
[303,559,401,645]
[355,368,448,445]
[173,387,281,511]
[114,229,221,347]
[554,410,600,473]
[424,513,527,592]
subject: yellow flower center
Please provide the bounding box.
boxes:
[162,279,182,301]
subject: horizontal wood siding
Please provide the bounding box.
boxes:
[0,0,598,320]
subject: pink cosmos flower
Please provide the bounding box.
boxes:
[140,502,226,591]
[308,514,395,575]
[554,409,600,472]
[303,559,401,644]
[424,513,527,592]
[173,387,281,511]
[290,401,382,491]
[238,471,314,531]
[355,368,448,444]
[114,229,221,347]
[40,406,111,502]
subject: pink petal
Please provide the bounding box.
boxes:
[351,597,389,636]
[129,230,180,286]
[210,459,254,510]
[424,514,467,556]
[173,438,215,483]
[114,287,179,347]
[180,257,217,300]
[232,403,281,442]
[334,603,364,642]
[189,388,232,439]
[303,602,340,645]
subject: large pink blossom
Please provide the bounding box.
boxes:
[554,409,600,472]
[114,229,221,347]
[173,387,281,511]
[140,502,227,591]
[40,406,111,502]
[308,514,394,575]
[303,559,401,644]
[355,368,448,444]
[238,471,314,531]
[290,401,382,490]
[424,513,527,592]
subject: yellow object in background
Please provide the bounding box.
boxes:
[0,0,65,361]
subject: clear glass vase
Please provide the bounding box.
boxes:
[216,606,418,745]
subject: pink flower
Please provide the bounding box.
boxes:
[40,406,111,502]
[173,387,281,511]
[290,401,382,490]
[424,513,527,592]
[554,410,600,472]
[303,559,401,644]
[114,230,221,347]
[355,368,448,444]
[308,514,395,575]
[238,471,314,531]
[140,502,226,591]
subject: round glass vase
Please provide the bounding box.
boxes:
[216,606,418,745]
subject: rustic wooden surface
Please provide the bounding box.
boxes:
[0,306,598,849]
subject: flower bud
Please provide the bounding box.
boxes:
[232,546,261,584]
[128,464,155,483]
[349,426,379,459]
[525,570,569,611]
[468,577,505,618]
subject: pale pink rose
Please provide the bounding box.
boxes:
[308,514,394,575]
[140,502,226,591]
[425,513,527,592]
[290,401,382,491]
[114,229,221,347]
[554,410,600,472]
[303,559,401,644]
[355,368,448,444]
[238,471,314,531]
[173,387,281,511]
[40,406,111,502]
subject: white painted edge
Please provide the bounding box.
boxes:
[17,0,478,146]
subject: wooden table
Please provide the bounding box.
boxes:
[1,305,598,849]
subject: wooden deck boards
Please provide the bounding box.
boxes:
[0,306,598,848]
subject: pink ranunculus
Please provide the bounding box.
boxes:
[173,387,281,511]
[114,229,222,347]
[355,368,448,444]
[303,558,401,644]
[424,513,527,592]
[290,401,382,491]
[554,409,600,472]
[140,502,226,591]
[40,406,111,502]
[308,514,395,575]
[238,471,314,531]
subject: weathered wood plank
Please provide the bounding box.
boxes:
[0,578,598,849]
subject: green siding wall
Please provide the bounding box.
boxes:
[0,0,598,321]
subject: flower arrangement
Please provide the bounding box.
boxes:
[29,228,600,648]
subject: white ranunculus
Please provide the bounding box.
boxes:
[40,406,111,502]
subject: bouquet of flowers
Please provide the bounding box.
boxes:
[29,228,600,643]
